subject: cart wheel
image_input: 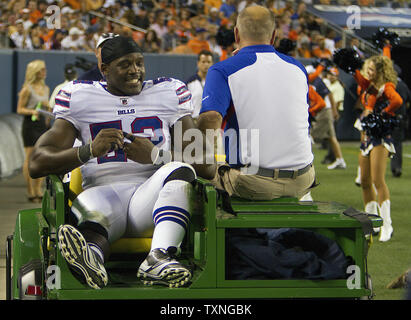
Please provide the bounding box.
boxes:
[360,273,374,300]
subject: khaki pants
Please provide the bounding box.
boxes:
[311,108,336,141]
[211,164,316,201]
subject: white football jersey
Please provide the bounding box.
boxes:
[53,78,193,189]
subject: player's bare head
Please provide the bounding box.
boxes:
[235,6,275,45]
[101,36,145,96]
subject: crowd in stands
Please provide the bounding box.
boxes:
[0,0,410,61]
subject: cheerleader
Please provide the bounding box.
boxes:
[352,49,403,242]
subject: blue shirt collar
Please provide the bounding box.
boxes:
[238,44,276,54]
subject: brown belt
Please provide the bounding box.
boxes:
[250,163,313,179]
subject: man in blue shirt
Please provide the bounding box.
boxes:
[197,5,315,201]
[220,0,237,18]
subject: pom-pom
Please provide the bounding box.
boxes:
[333,48,363,74]
[361,112,399,138]
[372,27,400,49]
[276,38,296,55]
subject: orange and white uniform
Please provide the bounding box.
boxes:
[308,85,326,117]
[353,45,403,156]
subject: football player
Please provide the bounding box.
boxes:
[29,36,215,289]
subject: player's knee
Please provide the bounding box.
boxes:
[163,162,197,186]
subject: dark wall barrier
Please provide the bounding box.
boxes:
[0,50,14,116]
[14,50,198,114]
[15,49,96,110]
[0,114,24,179]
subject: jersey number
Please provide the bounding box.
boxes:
[89,117,164,164]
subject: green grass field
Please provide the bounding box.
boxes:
[311,140,411,300]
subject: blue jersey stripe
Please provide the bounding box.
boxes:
[55,98,70,108]
[178,93,192,105]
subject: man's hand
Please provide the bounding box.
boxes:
[123,132,156,164]
[332,109,340,121]
[91,128,124,157]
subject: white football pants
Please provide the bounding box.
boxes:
[71,162,196,250]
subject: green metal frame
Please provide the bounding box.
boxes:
[10,175,383,300]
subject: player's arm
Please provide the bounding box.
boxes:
[29,119,81,178]
[123,115,217,179]
[197,63,230,165]
[29,119,124,178]
[172,115,217,180]
[197,111,226,165]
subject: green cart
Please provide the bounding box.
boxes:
[6,175,382,300]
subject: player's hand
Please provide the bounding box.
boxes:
[123,132,156,164]
[91,128,124,157]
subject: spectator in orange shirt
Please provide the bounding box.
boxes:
[298,40,312,58]
[64,0,81,10]
[358,0,375,6]
[308,85,326,120]
[171,36,195,55]
[311,35,332,59]
[38,20,55,45]
[28,0,43,24]
[187,28,211,55]
[204,0,222,15]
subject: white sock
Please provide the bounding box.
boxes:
[150,180,192,251]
